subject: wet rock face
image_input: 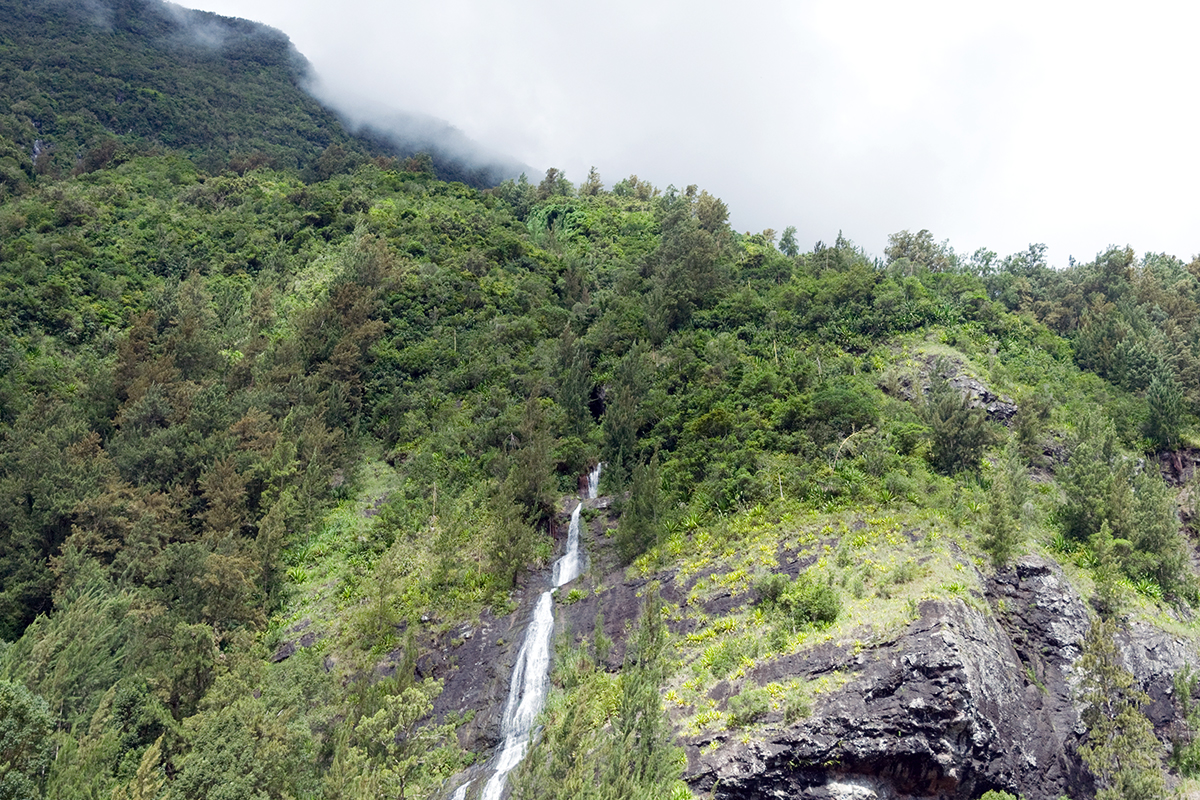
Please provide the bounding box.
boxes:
[425,606,525,752]
[685,598,1084,799]
[684,555,1197,799]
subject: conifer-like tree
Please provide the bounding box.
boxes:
[1076,619,1167,800]
[982,442,1032,569]
[559,329,592,437]
[345,678,458,800]
[1059,412,1119,543]
[602,343,650,489]
[1090,521,1124,618]
[925,372,994,475]
[506,396,555,522]
[981,474,1020,569]
[616,454,662,565]
[602,586,679,800]
[1145,366,1184,451]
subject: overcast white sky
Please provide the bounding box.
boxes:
[182,0,1200,265]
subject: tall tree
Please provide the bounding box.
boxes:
[602,586,679,800]
[1076,618,1167,800]
[1145,365,1184,451]
[778,226,799,258]
[1058,412,1120,542]
[0,680,52,800]
[602,342,650,489]
[924,372,994,475]
[616,453,663,565]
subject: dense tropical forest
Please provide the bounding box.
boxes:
[2,2,1200,799]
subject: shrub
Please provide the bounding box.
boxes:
[753,572,790,605]
[782,683,811,723]
[726,687,770,728]
[755,571,841,630]
[926,385,995,475]
[705,635,761,679]
[778,573,841,629]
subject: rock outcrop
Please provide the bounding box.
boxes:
[683,556,1194,800]
[425,499,1195,800]
[889,357,1019,422]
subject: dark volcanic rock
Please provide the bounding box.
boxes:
[557,570,686,671]
[946,374,1018,423]
[1117,620,1196,728]
[685,555,1198,799]
[902,357,1018,422]
[425,603,530,751]
[269,617,320,663]
[435,485,1195,800]
[685,596,1086,800]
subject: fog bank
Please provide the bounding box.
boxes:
[181,0,1200,265]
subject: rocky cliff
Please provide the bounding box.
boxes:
[420,504,1196,800]
[682,556,1194,799]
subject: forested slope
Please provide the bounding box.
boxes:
[1,3,1200,800]
[0,0,519,193]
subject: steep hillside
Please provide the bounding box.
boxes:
[0,5,1199,800]
[0,0,520,191]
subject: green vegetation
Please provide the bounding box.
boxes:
[0,4,1198,798]
[511,588,680,800]
[1171,665,1200,777]
[1077,619,1167,800]
[0,679,52,800]
[754,570,841,634]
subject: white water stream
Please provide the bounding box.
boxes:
[464,463,599,800]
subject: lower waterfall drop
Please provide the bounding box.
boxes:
[477,463,600,800]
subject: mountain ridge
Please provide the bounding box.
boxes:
[0,0,523,188]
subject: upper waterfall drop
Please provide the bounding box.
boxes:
[551,504,583,588]
[587,462,601,500]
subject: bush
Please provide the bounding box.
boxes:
[779,573,841,629]
[753,572,790,605]
[754,571,840,630]
[782,683,811,724]
[705,635,761,679]
[726,687,770,728]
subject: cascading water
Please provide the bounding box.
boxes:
[464,463,600,800]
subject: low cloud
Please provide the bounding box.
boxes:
[178,0,1200,263]
[307,81,528,186]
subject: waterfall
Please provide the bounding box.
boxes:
[587,463,601,500]
[475,463,601,800]
[551,503,583,587]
